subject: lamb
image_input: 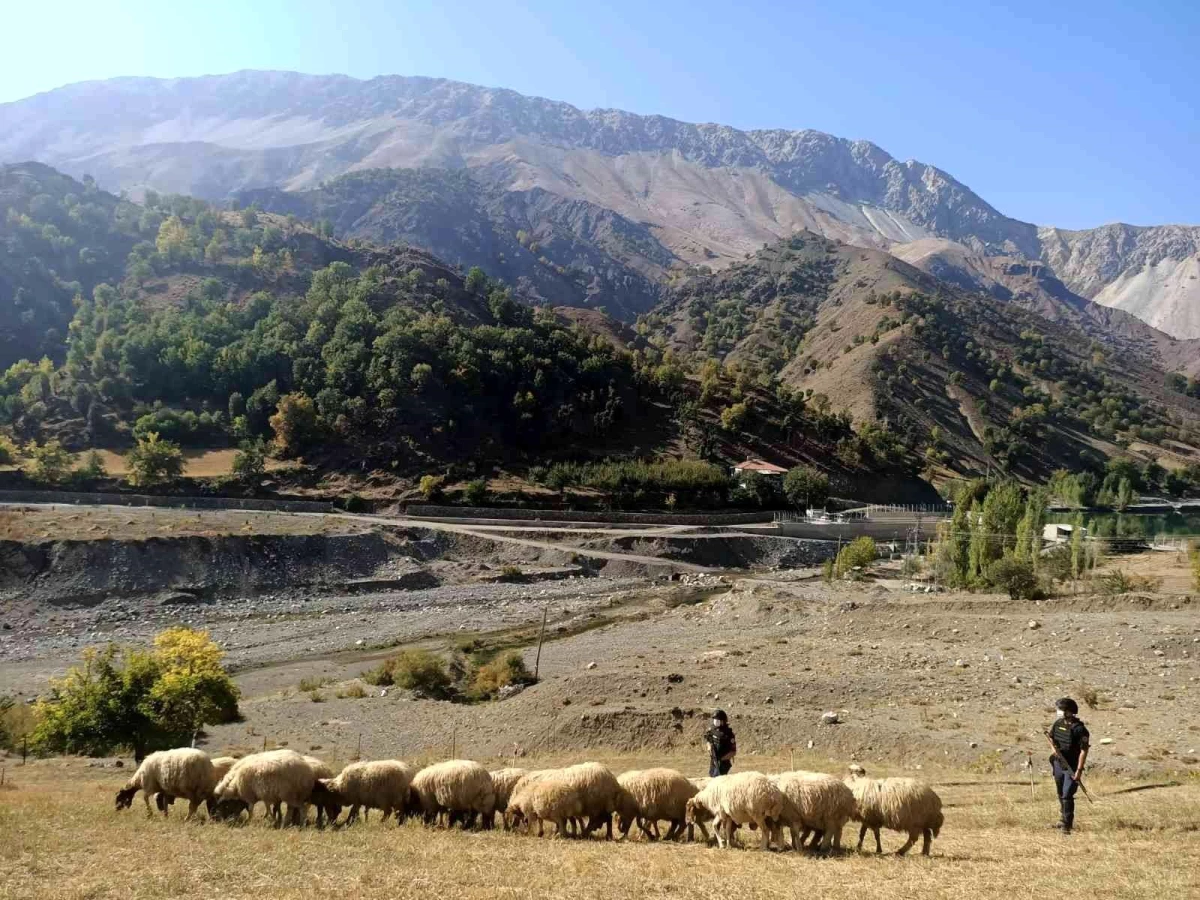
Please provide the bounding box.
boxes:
[616,768,699,841]
[844,764,944,856]
[311,760,415,826]
[409,760,496,829]
[770,771,856,852]
[114,748,219,821]
[488,767,528,829]
[685,772,785,850]
[211,749,320,827]
[505,769,561,832]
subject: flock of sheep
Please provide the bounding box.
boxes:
[114,747,945,856]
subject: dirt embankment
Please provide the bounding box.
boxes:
[0,530,454,606]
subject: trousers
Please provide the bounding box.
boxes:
[709,759,732,778]
[1052,758,1080,828]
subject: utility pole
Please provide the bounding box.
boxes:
[534,605,549,681]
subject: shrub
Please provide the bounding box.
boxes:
[462,479,488,506]
[834,537,877,578]
[24,439,73,484]
[498,565,524,581]
[470,652,535,700]
[986,554,1041,600]
[32,628,239,759]
[74,450,108,482]
[231,439,267,481]
[783,465,830,512]
[335,682,368,700]
[418,474,445,501]
[125,432,184,487]
[0,434,17,466]
[362,650,453,699]
[1096,569,1160,595]
[719,401,750,432]
[0,695,38,751]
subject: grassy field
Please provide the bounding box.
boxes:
[1,753,1196,900]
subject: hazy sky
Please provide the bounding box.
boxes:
[1,0,1195,229]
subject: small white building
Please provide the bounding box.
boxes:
[1043,523,1086,544]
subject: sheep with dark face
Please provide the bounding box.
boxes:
[114,749,219,821]
[313,760,415,826]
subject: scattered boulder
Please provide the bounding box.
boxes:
[821,711,840,725]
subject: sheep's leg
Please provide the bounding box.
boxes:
[872,827,883,854]
[537,818,545,838]
[789,824,801,851]
[142,792,154,817]
[921,828,933,856]
[759,819,772,851]
[857,823,867,851]
[184,799,200,822]
[713,819,727,849]
[895,831,918,857]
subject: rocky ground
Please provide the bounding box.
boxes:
[2,504,1198,781]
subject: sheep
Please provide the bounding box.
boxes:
[301,755,339,826]
[311,760,415,827]
[211,749,319,827]
[154,755,240,815]
[616,768,699,841]
[524,776,586,838]
[409,760,496,830]
[844,764,944,856]
[114,748,219,821]
[556,762,634,840]
[505,769,562,832]
[488,767,528,829]
[770,771,856,852]
[685,772,785,850]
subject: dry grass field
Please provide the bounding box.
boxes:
[1,754,1196,900]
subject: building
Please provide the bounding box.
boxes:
[1043,523,1086,544]
[731,459,788,486]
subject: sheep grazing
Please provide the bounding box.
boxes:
[488,767,528,829]
[301,755,339,826]
[505,769,562,832]
[312,760,415,826]
[844,765,944,856]
[211,749,320,827]
[409,760,496,830]
[153,754,241,815]
[557,762,634,840]
[616,769,698,841]
[524,777,587,838]
[685,772,785,850]
[115,748,219,821]
[770,771,856,853]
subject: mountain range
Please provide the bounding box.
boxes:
[2,70,1198,338]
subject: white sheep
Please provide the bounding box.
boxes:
[616,768,699,841]
[409,760,496,829]
[211,749,319,827]
[505,769,561,832]
[489,767,528,829]
[770,771,856,852]
[524,776,586,838]
[556,762,635,840]
[685,772,785,850]
[312,760,415,826]
[844,764,944,856]
[154,754,241,815]
[115,748,219,821]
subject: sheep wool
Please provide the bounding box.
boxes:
[845,766,944,856]
[616,768,698,841]
[526,777,586,838]
[489,767,529,828]
[505,769,561,831]
[212,749,319,827]
[315,760,415,826]
[410,760,496,828]
[686,772,785,850]
[770,771,856,852]
[115,748,218,821]
[557,762,633,840]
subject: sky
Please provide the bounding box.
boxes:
[0,0,1195,229]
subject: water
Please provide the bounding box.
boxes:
[1047,511,1200,539]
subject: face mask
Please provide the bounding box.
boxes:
[712,720,721,728]
[1055,709,1065,720]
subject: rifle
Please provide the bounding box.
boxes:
[1044,730,1095,804]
